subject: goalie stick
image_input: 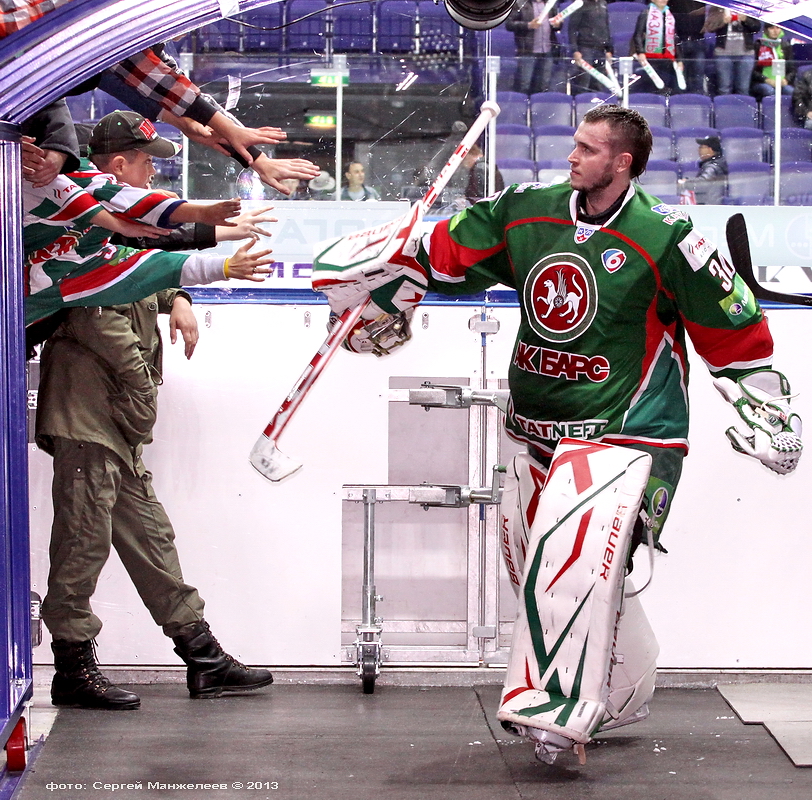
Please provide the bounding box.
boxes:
[726,213,812,308]
[249,100,502,482]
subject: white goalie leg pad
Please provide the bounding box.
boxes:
[497,438,652,746]
[598,582,659,731]
[500,453,550,595]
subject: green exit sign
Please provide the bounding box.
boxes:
[305,113,337,128]
[310,70,349,87]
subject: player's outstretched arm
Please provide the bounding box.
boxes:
[312,202,428,320]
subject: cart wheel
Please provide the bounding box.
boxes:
[5,717,27,772]
[361,654,377,694]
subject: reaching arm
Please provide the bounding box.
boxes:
[250,154,321,193]
[168,198,241,227]
[93,208,171,239]
[178,237,275,286]
[215,206,277,241]
[167,293,199,360]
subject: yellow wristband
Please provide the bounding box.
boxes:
[223,257,231,279]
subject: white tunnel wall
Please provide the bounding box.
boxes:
[28,300,812,669]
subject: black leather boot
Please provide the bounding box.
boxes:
[51,639,140,710]
[172,620,274,699]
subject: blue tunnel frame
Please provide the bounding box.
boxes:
[0,0,810,762]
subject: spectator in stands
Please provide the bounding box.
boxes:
[308,170,337,200]
[671,0,708,94]
[630,0,685,94]
[462,144,504,203]
[341,161,381,201]
[567,0,614,95]
[677,134,728,204]
[268,177,309,200]
[702,6,761,95]
[751,23,796,100]
[792,66,812,129]
[440,143,505,214]
[506,0,562,95]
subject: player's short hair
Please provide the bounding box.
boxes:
[582,104,652,179]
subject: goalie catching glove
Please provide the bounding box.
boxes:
[713,369,803,474]
[312,203,428,320]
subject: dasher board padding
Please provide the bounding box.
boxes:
[718,684,812,767]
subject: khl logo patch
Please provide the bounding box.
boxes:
[574,223,598,244]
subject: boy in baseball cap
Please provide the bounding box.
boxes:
[87,111,179,191]
[88,110,181,158]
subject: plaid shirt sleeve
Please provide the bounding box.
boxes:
[1,0,72,38]
[108,47,204,119]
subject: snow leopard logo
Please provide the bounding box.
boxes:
[524,253,598,343]
[538,270,584,323]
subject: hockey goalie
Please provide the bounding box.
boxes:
[312,104,802,764]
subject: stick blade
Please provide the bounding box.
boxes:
[726,213,812,307]
[249,435,302,482]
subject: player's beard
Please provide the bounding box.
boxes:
[578,166,615,198]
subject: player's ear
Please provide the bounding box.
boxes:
[616,151,633,174]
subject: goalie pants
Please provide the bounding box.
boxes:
[528,441,685,553]
[41,438,205,642]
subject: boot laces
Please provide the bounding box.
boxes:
[72,640,114,692]
[200,621,248,670]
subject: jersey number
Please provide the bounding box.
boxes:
[707,257,735,293]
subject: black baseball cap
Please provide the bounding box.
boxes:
[88,110,181,158]
[696,135,722,154]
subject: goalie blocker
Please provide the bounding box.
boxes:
[497,439,658,764]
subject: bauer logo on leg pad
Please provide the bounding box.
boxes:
[497,439,651,745]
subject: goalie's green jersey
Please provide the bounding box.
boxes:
[418,182,773,457]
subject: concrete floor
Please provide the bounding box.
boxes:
[13,681,812,800]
